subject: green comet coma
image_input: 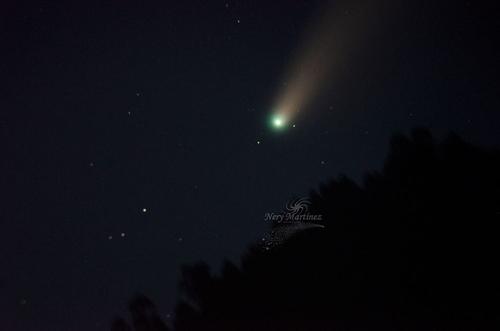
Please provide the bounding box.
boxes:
[269,114,286,130]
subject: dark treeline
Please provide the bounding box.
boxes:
[112,129,499,330]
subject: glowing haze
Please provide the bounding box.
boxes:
[271,1,372,128]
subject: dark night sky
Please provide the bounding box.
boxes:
[1,1,499,330]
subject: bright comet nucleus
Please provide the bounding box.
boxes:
[270,114,287,130]
[273,117,283,127]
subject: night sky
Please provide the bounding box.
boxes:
[1,1,499,330]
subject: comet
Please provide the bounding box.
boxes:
[269,0,373,130]
[270,114,286,130]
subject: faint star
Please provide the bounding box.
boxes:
[108,235,113,240]
[178,237,183,242]
[236,18,240,24]
[89,162,94,167]
[120,233,126,238]
[320,160,326,165]
[257,140,261,145]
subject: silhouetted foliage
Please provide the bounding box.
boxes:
[115,129,500,330]
[112,295,170,331]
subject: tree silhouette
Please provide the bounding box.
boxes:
[114,129,500,330]
[112,295,170,331]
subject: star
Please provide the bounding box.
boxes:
[142,208,147,213]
